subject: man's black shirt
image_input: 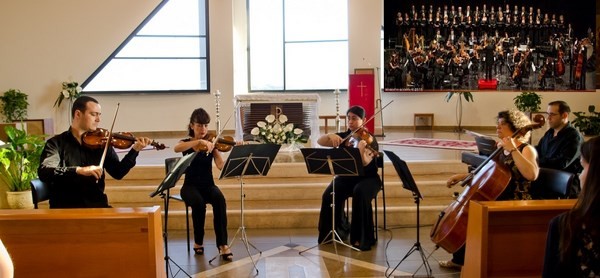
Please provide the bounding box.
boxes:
[536,122,583,197]
[38,128,139,208]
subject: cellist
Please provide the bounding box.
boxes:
[439,109,540,270]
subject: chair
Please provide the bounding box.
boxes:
[164,157,191,252]
[30,178,50,209]
[530,167,575,200]
[345,153,385,241]
[461,136,496,171]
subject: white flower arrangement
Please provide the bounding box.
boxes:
[250,114,308,145]
[54,81,82,108]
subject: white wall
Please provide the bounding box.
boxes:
[0,0,598,134]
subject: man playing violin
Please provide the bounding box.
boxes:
[316,105,380,251]
[38,96,152,208]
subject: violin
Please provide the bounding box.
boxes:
[195,131,236,153]
[346,128,379,157]
[82,128,166,150]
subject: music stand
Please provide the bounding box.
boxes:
[383,150,432,278]
[150,152,197,278]
[208,144,280,274]
[298,147,364,255]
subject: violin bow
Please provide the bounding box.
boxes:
[340,100,394,143]
[214,102,240,140]
[206,102,240,155]
[98,103,120,175]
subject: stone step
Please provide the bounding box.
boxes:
[105,179,463,204]
[106,160,467,183]
[101,160,468,230]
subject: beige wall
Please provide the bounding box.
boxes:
[0,0,598,134]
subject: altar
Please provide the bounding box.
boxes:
[234,94,320,147]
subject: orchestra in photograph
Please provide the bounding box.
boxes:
[384,2,596,91]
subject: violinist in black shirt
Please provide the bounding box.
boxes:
[38,96,152,208]
[316,106,380,251]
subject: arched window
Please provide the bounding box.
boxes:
[83,0,209,93]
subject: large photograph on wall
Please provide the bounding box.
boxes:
[383,0,596,92]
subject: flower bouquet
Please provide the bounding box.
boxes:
[250,114,308,147]
[54,81,82,108]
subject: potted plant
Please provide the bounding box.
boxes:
[0,89,29,122]
[0,125,45,209]
[445,91,474,131]
[572,105,600,136]
[513,91,542,113]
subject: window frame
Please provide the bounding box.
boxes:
[82,0,211,94]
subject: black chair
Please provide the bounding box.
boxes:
[165,157,191,252]
[530,168,574,200]
[345,153,385,241]
[30,178,50,209]
[461,136,496,171]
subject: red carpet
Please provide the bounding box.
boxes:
[380,138,477,151]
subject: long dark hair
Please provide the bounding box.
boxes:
[559,136,600,263]
[187,108,210,137]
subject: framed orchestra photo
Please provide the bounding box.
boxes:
[383,0,596,92]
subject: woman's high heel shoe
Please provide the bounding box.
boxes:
[193,246,204,255]
[220,252,233,261]
[219,246,233,261]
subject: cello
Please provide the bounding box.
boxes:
[574,39,589,81]
[555,49,565,77]
[430,114,545,253]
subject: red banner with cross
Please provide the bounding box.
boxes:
[348,74,375,132]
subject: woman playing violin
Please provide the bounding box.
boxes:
[439,109,539,269]
[173,108,237,261]
[38,96,153,208]
[316,105,380,251]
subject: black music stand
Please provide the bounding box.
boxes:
[208,144,280,274]
[298,147,364,255]
[383,150,432,277]
[150,152,197,278]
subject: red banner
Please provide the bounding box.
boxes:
[349,74,375,132]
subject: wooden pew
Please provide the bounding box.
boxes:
[0,206,164,278]
[462,200,575,278]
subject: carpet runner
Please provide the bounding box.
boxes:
[380,138,477,151]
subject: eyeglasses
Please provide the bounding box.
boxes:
[546,112,560,117]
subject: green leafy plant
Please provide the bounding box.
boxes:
[572,105,600,136]
[0,125,45,192]
[513,91,542,113]
[0,89,29,122]
[444,91,474,102]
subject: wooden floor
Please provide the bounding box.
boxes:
[138,128,489,277]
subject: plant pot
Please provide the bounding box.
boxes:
[6,190,34,209]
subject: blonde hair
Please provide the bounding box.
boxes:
[497,109,532,143]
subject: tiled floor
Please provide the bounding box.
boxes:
[165,227,461,277]
[137,128,492,277]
